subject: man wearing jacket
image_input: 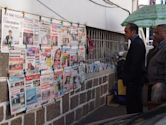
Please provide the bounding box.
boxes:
[148,24,166,106]
[123,23,146,114]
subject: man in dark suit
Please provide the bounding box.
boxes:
[123,23,146,114]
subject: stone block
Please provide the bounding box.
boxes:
[0,123,8,125]
[62,94,69,113]
[24,112,35,125]
[47,101,60,121]
[108,74,115,90]
[0,82,9,102]
[6,104,14,120]
[103,76,107,83]
[53,117,64,125]
[0,53,9,77]
[89,101,95,112]
[81,83,85,91]
[11,117,22,125]
[100,96,106,105]
[0,106,4,122]
[82,104,89,116]
[100,85,104,96]
[36,108,45,125]
[99,77,102,85]
[95,87,101,107]
[70,95,79,110]
[80,92,86,104]
[66,112,74,125]
[75,108,82,121]
[86,80,92,89]
[104,84,108,94]
[91,89,95,99]
[87,90,92,101]
[93,78,99,86]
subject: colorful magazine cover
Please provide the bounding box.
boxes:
[8,49,25,77]
[63,67,72,93]
[78,27,86,46]
[25,46,40,75]
[53,69,64,98]
[40,72,54,104]
[8,75,26,114]
[1,8,23,53]
[71,66,81,90]
[40,46,53,73]
[58,25,71,47]
[61,46,70,67]
[52,47,62,70]
[23,15,39,46]
[50,22,61,47]
[70,46,78,66]
[39,18,51,46]
[25,74,41,111]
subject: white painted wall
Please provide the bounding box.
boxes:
[0,0,133,33]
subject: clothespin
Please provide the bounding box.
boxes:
[22,11,25,18]
[39,44,42,50]
[70,22,73,26]
[4,7,7,14]
[50,18,53,24]
[61,20,63,25]
[39,16,42,22]
[77,23,80,27]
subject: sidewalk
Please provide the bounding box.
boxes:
[75,104,126,125]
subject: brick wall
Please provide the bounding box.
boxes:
[0,53,115,125]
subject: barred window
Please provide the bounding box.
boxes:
[86,26,128,63]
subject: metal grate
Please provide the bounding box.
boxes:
[86,26,127,63]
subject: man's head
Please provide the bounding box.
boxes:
[8,30,12,36]
[124,23,138,40]
[153,24,166,43]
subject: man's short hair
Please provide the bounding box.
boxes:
[9,30,12,33]
[157,24,166,33]
[127,23,138,34]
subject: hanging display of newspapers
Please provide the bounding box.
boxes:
[1,8,23,53]
[2,9,87,115]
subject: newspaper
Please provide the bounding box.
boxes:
[8,75,26,114]
[1,8,23,53]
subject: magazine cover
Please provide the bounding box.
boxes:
[40,46,53,73]
[71,66,81,90]
[58,25,71,47]
[70,25,79,47]
[25,74,40,111]
[61,46,70,67]
[40,72,54,104]
[78,45,85,62]
[39,18,51,46]
[53,69,64,98]
[8,75,26,114]
[78,27,86,46]
[63,67,72,93]
[8,49,25,77]
[23,14,39,46]
[78,62,86,83]
[70,46,78,66]
[25,45,40,75]
[52,47,62,70]
[1,9,23,53]
[50,22,60,47]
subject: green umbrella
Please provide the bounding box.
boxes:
[122,4,166,27]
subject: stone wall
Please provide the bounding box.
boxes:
[0,53,116,125]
